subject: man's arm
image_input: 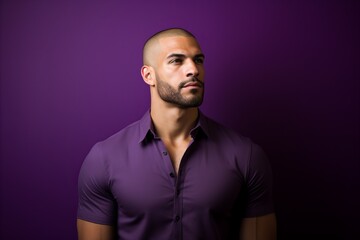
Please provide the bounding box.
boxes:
[239,213,277,240]
[77,219,115,240]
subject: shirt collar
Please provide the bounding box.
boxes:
[138,110,210,144]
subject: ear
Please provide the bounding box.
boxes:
[141,65,155,86]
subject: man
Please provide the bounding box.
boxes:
[77,28,276,240]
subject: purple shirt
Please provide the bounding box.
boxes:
[77,111,274,240]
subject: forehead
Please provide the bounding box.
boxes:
[157,36,202,56]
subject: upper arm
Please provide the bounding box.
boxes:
[239,213,277,240]
[77,144,117,225]
[242,143,274,217]
[240,143,276,239]
[77,219,115,240]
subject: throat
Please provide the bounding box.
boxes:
[163,138,192,175]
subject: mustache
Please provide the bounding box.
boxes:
[179,77,204,88]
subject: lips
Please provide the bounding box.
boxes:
[183,82,201,88]
[180,78,204,88]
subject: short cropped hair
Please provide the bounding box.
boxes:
[142,28,197,65]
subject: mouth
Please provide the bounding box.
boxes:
[183,82,202,88]
[180,78,204,89]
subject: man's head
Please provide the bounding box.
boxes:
[141,28,205,109]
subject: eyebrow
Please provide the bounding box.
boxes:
[166,53,205,59]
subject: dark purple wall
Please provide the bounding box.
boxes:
[1,0,359,239]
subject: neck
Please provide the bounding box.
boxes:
[150,105,199,142]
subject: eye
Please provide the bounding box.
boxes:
[194,57,204,64]
[169,58,183,64]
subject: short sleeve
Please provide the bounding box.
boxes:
[77,143,117,225]
[243,143,274,217]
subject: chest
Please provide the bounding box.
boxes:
[163,140,190,175]
[108,140,245,217]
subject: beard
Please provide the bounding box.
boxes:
[155,75,204,108]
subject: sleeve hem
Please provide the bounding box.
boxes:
[77,212,115,226]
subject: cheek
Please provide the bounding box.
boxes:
[198,67,205,79]
[157,68,174,80]
[196,64,204,72]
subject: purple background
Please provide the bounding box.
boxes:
[1,0,359,239]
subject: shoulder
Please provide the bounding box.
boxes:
[81,118,143,172]
[201,114,253,149]
[200,114,269,173]
[95,118,142,151]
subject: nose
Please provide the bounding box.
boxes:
[185,59,199,78]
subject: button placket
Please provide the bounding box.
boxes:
[156,140,188,239]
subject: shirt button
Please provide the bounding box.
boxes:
[162,151,168,156]
[169,172,175,178]
[175,215,180,222]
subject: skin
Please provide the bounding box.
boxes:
[141,34,205,174]
[240,213,277,240]
[77,29,277,240]
[77,221,115,240]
